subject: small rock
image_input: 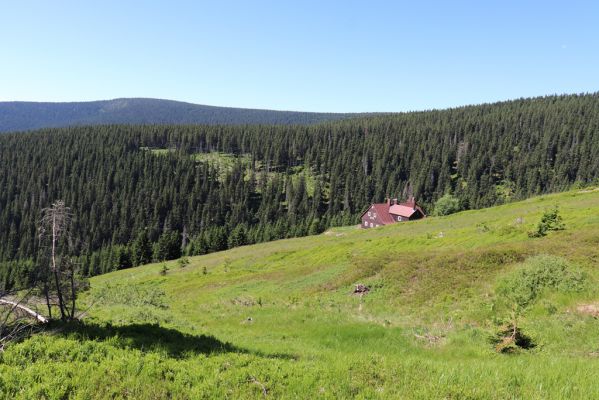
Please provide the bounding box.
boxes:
[353,284,370,294]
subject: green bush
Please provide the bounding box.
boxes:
[528,206,565,237]
[177,257,190,268]
[159,264,169,276]
[490,324,535,353]
[495,255,585,314]
[433,194,462,216]
[492,255,585,352]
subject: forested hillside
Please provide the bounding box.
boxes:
[0,98,362,132]
[1,93,598,286]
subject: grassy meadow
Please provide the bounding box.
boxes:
[2,188,599,398]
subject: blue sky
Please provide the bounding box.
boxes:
[1,1,598,112]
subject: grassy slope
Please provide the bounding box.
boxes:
[2,189,599,398]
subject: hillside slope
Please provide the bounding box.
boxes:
[2,93,599,276]
[2,189,599,398]
[0,98,362,132]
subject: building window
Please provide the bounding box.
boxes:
[368,211,371,217]
[363,221,368,226]
[370,222,373,228]
[373,213,377,218]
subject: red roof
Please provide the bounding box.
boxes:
[370,203,396,224]
[389,204,417,218]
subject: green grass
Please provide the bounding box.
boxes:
[148,148,320,193]
[2,188,599,398]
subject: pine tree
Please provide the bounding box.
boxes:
[153,230,181,261]
[132,231,152,266]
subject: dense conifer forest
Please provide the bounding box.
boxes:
[0,98,363,132]
[1,93,598,287]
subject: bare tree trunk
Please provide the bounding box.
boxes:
[53,270,66,320]
[39,200,75,322]
[43,281,52,319]
[52,213,66,320]
[69,271,76,319]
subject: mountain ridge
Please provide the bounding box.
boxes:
[0,97,367,132]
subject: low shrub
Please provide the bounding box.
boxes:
[160,264,169,276]
[495,255,585,313]
[178,257,190,268]
[492,255,585,352]
[490,324,535,353]
[433,194,462,216]
[528,206,565,238]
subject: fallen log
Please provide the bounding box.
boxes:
[0,298,49,324]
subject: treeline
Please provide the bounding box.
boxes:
[0,98,363,133]
[1,93,598,287]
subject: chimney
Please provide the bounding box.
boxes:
[408,196,416,209]
[392,198,398,205]
[386,197,391,206]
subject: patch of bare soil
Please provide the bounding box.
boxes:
[414,332,444,346]
[576,303,599,317]
[578,187,599,193]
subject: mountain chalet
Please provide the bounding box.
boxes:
[360,197,425,228]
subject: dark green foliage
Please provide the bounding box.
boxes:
[112,245,132,270]
[433,194,462,216]
[308,218,323,235]
[0,259,36,291]
[0,93,598,281]
[528,206,565,237]
[228,224,248,248]
[154,231,181,262]
[132,231,153,266]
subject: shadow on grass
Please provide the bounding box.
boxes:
[49,320,297,360]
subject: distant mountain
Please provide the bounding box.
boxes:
[0,98,363,132]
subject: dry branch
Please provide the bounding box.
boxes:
[0,299,49,323]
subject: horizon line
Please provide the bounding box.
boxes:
[1,91,597,115]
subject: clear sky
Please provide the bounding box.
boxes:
[1,1,598,112]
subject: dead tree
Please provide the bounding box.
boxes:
[38,200,79,321]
